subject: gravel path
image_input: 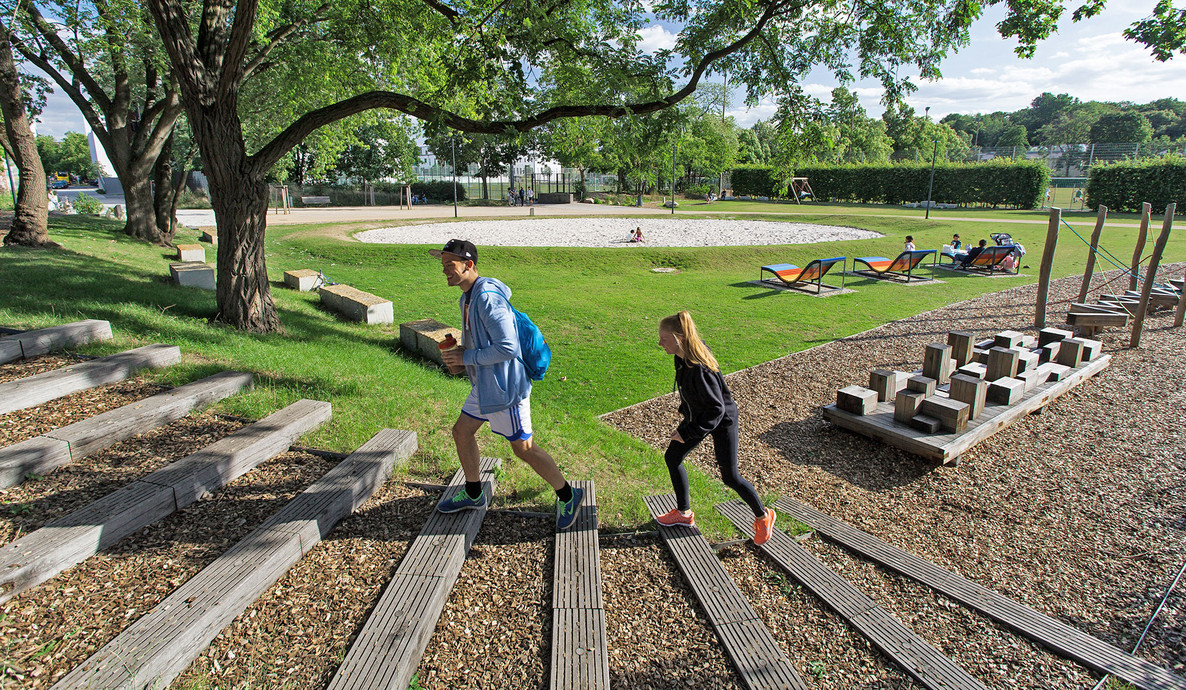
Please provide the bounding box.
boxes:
[355,218,880,247]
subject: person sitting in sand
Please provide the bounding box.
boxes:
[629,227,644,243]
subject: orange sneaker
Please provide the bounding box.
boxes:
[655,508,696,527]
[753,507,776,545]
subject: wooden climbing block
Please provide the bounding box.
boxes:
[176,244,205,262]
[868,370,908,402]
[948,374,987,421]
[986,347,1020,381]
[1037,362,1071,382]
[894,390,925,424]
[1038,342,1060,365]
[1079,339,1103,362]
[837,385,878,416]
[947,331,975,367]
[1019,335,1037,349]
[920,397,970,433]
[987,377,1025,405]
[909,414,942,434]
[972,348,990,364]
[906,375,936,396]
[1017,369,1043,392]
[1056,338,1086,367]
[1016,350,1040,374]
[993,330,1023,348]
[923,343,954,384]
[957,362,987,379]
[1038,327,1073,347]
[975,338,995,351]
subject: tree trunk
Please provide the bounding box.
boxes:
[0,38,48,247]
[481,174,488,200]
[152,133,180,244]
[122,167,165,243]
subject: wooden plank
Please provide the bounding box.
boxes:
[0,399,331,604]
[644,495,806,690]
[0,320,113,364]
[0,371,252,488]
[772,497,1186,690]
[327,457,500,690]
[0,344,181,415]
[54,429,415,690]
[1068,312,1129,328]
[551,479,608,689]
[716,500,987,690]
[823,355,1111,463]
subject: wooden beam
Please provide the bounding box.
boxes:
[1130,202,1151,291]
[1077,205,1108,303]
[1035,207,1061,328]
[1131,204,1176,347]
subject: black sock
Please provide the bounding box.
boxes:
[465,481,482,499]
[555,482,573,503]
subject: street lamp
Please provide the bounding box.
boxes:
[451,138,458,218]
[925,139,939,220]
[671,137,677,215]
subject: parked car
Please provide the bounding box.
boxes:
[50,179,69,189]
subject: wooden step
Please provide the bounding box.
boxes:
[0,320,113,364]
[772,497,1186,690]
[1067,312,1129,328]
[644,495,807,690]
[1069,302,1130,314]
[551,480,608,690]
[327,457,501,690]
[54,429,416,690]
[0,343,181,416]
[716,500,987,690]
[0,371,253,488]
[0,399,331,604]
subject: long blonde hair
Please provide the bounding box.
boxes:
[660,311,719,372]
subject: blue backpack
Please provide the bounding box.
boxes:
[482,291,551,381]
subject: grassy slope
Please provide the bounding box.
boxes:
[2,208,1182,534]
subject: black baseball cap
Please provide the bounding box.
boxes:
[429,239,478,263]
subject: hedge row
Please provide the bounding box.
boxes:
[1086,159,1185,214]
[287,180,467,205]
[731,161,1050,209]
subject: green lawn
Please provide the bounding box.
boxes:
[2,209,1182,535]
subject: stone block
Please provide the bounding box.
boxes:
[283,269,321,292]
[837,385,878,415]
[199,228,217,245]
[399,318,458,365]
[319,284,393,325]
[176,244,205,263]
[170,262,215,290]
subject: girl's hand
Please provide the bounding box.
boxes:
[670,430,684,443]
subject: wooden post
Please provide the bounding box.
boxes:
[1076,205,1107,303]
[1129,202,1151,291]
[1175,270,1186,328]
[1035,207,1061,328]
[1130,204,1176,347]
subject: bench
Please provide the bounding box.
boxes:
[199,228,217,245]
[301,195,331,206]
[175,243,205,262]
[399,318,459,367]
[283,269,321,292]
[319,284,393,324]
[171,262,215,290]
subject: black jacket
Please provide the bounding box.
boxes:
[674,355,737,444]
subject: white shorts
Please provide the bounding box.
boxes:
[462,389,532,441]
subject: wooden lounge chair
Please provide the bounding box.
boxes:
[759,256,846,293]
[956,245,1017,273]
[852,249,936,282]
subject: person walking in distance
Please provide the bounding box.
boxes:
[432,239,585,529]
[654,311,776,544]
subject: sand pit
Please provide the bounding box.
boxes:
[355,217,881,247]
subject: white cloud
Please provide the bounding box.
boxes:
[727,97,778,127]
[637,24,678,54]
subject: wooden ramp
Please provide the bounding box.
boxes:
[0,371,253,488]
[716,500,986,690]
[551,480,609,690]
[644,495,807,690]
[0,343,181,415]
[53,429,417,690]
[327,457,501,690]
[774,497,1186,690]
[0,399,331,604]
[0,320,113,364]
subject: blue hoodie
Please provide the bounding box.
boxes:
[460,276,531,414]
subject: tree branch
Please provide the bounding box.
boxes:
[219,0,258,97]
[242,5,330,80]
[145,0,207,100]
[420,0,459,24]
[16,0,114,113]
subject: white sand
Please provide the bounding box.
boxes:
[354,218,881,247]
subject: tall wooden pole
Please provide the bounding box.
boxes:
[1076,205,1108,303]
[1130,204,1176,347]
[1129,202,1151,291]
[1035,207,1062,329]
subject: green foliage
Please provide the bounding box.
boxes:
[1090,112,1154,144]
[71,193,105,215]
[335,115,419,184]
[177,188,213,209]
[1086,157,1186,213]
[35,132,98,180]
[732,161,1050,209]
[411,180,468,202]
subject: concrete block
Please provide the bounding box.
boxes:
[319,285,393,325]
[176,244,205,263]
[170,262,215,290]
[199,228,217,245]
[283,269,321,292]
[399,318,458,365]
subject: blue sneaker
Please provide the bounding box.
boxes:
[437,487,487,513]
[556,486,585,530]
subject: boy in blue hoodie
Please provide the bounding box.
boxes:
[431,239,585,530]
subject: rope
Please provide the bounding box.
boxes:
[1061,217,1175,292]
[1089,557,1186,690]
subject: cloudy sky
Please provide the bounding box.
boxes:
[35,0,1185,138]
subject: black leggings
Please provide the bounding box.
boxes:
[665,417,765,518]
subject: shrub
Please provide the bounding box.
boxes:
[573,180,587,200]
[72,192,105,215]
[1086,158,1186,214]
[177,188,212,209]
[411,180,468,202]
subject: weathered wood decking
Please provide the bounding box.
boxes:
[716,500,987,690]
[644,495,807,690]
[0,343,181,415]
[53,429,417,690]
[0,399,331,604]
[823,353,1111,464]
[551,480,609,690]
[327,457,501,690]
[0,320,113,364]
[0,371,253,487]
[774,496,1186,690]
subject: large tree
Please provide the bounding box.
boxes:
[0,35,47,246]
[145,0,1166,332]
[3,0,184,244]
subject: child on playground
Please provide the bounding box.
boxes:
[904,236,916,252]
[654,311,776,545]
[629,226,644,243]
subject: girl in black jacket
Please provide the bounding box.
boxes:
[655,311,776,545]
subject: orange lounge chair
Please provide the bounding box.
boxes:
[955,245,1017,273]
[759,256,847,293]
[852,249,936,282]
